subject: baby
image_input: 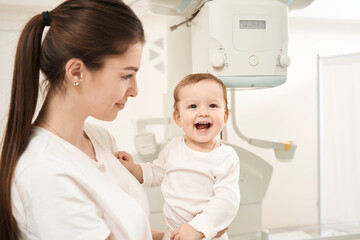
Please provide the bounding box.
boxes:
[116,73,240,240]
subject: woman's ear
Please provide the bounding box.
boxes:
[173,111,182,127]
[64,58,85,86]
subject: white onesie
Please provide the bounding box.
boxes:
[141,135,240,240]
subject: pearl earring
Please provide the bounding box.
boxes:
[73,82,79,86]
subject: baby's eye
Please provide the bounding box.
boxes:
[209,104,217,108]
[188,104,197,109]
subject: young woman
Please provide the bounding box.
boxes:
[0,0,160,239]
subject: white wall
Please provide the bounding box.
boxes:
[1,0,360,231]
[319,54,360,224]
[258,9,360,228]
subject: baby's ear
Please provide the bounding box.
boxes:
[224,110,229,124]
[173,111,182,127]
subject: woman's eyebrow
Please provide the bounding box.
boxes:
[123,66,139,72]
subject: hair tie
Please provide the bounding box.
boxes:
[42,11,51,26]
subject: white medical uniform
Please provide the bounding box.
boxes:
[141,135,240,240]
[12,123,152,240]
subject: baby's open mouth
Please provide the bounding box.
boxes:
[195,122,211,130]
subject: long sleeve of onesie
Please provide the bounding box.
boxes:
[139,142,169,188]
[187,152,240,239]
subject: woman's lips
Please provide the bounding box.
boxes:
[116,103,125,110]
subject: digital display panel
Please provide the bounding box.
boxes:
[240,20,266,30]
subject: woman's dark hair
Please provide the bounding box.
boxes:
[0,1,144,239]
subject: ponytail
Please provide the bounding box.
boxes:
[0,14,46,240]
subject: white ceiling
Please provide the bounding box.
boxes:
[1,0,360,20]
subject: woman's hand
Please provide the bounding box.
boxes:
[170,224,204,240]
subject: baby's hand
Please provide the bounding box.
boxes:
[170,224,204,240]
[115,151,143,183]
[115,151,136,173]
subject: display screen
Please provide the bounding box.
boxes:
[240,20,266,29]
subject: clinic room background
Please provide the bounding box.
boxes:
[0,0,360,237]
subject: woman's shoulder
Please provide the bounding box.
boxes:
[84,122,117,152]
[16,126,56,172]
[15,138,75,186]
[15,125,90,181]
[84,122,111,139]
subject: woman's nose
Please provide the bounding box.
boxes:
[127,79,138,97]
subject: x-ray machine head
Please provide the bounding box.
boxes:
[148,0,315,88]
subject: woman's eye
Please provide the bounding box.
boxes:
[122,74,133,80]
[189,104,197,109]
[209,104,217,108]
